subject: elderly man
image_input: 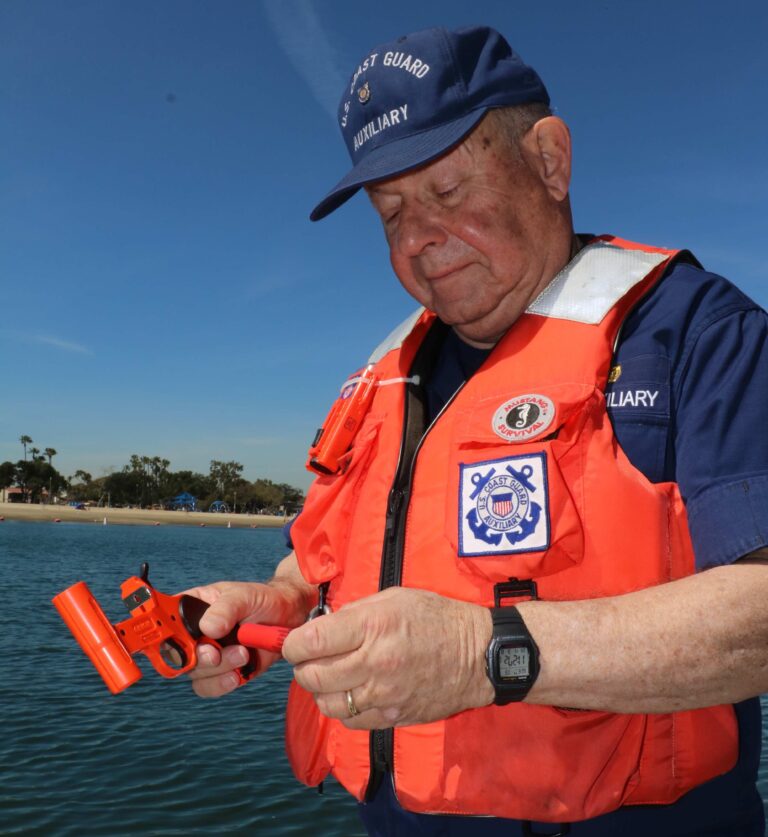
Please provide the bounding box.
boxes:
[188,26,768,836]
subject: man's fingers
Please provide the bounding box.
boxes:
[199,595,248,638]
[188,643,250,698]
[191,670,243,699]
[179,584,221,604]
[293,650,364,696]
[186,582,266,639]
[282,608,364,665]
[195,643,220,668]
[188,644,248,680]
[314,689,400,730]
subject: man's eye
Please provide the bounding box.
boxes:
[437,185,459,199]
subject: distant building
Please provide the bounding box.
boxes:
[1,487,26,503]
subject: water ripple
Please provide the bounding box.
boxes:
[2,522,362,836]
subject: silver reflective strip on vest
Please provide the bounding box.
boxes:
[367,307,425,364]
[526,242,668,325]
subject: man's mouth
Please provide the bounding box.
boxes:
[424,263,469,282]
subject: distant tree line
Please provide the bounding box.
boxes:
[0,435,67,504]
[0,436,304,513]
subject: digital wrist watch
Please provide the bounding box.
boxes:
[486,606,540,704]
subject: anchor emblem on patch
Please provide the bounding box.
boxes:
[459,453,550,556]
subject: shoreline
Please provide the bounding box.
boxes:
[0,501,288,529]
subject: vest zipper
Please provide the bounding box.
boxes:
[365,321,475,802]
[366,371,420,800]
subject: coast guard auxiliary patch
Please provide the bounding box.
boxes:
[492,394,555,442]
[459,453,550,556]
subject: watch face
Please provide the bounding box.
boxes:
[498,645,530,681]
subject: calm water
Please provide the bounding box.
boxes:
[1,520,362,836]
[2,520,768,835]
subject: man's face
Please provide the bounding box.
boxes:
[367,118,569,347]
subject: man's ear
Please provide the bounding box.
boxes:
[522,116,572,202]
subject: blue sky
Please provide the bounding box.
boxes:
[2,0,766,490]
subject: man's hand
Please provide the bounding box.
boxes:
[183,580,284,697]
[282,587,494,729]
[185,552,317,698]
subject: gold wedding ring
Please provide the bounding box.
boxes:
[346,689,360,718]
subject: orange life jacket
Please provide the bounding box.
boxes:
[287,236,738,822]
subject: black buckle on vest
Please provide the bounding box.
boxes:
[522,822,570,836]
[493,577,538,607]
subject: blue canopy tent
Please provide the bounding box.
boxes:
[208,500,229,513]
[168,492,197,511]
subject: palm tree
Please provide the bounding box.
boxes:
[44,447,57,465]
[19,435,33,460]
[29,447,41,461]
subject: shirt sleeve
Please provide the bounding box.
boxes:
[283,516,297,550]
[673,307,768,568]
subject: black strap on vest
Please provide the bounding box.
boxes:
[522,821,571,836]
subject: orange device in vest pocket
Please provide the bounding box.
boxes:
[52,563,289,694]
[307,365,378,475]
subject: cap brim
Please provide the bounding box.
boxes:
[310,109,489,221]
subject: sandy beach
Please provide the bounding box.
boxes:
[0,501,288,529]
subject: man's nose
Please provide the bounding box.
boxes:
[394,203,446,257]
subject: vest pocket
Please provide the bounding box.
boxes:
[285,679,332,787]
[291,415,384,582]
[426,703,646,820]
[443,385,598,583]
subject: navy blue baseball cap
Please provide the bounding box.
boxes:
[310,25,550,221]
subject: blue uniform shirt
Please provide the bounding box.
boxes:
[291,260,768,835]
